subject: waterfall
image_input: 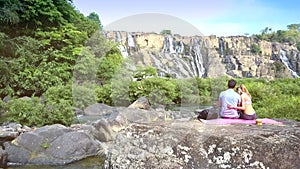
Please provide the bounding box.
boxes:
[118,45,128,58]
[190,38,205,77]
[116,32,128,58]
[162,35,176,54]
[105,31,209,78]
[163,36,184,54]
[127,33,135,47]
[280,50,299,78]
[219,38,225,57]
[116,31,122,44]
[175,41,185,54]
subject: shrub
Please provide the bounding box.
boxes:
[134,66,157,80]
[240,78,300,121]
[251,44,261,54]
[174,78,200,106]
[129,77,177,106]
[5,97,75,127]
[255,95,300,121]
[42,99,75,126]
[72,83,97,109]
[43,84,73,105]
[95,83,113,105]
[0,99,8,124]
[297,42,300,51]
[196,78,213,104]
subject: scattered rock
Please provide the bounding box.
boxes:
[84,103,117,116]
[0,123,33,143]
[128,96,151,110]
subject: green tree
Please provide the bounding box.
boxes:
[287,23,300,31]
[97,46,124,84]
[261,27,272,34]
[160,29,172,35]
[255,24,300,45]
[88,12,103,29]
[0,0,102,98]
[0,0,22,24]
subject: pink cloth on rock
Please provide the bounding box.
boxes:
[199,118,283,125]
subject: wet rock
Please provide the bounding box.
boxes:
[0,147,7,168]
[4,124,102,165]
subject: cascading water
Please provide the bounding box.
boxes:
[105,31,211,78]
[126,33,137,55]
[189,38,205,77]
[280,50,299,78]
[162,35,176,53]
[219,38,225,57]
[116,31,122,44]
[176,41,185,54]
[116,32,128,58]
[127,33,135,47]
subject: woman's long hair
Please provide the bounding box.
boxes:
[240,84,251,98]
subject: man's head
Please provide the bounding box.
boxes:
[227,79,236,89]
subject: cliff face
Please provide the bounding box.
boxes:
[105,31,300,79]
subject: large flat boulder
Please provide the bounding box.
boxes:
[104,119,300,169]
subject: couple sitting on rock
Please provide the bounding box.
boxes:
[218,79,257,120]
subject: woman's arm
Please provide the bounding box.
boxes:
[228,95,246,110]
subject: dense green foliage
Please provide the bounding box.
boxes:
[97,46,124,84]
[0,0,111,126]
[130,78,177,107]
[95,76,300,121]
[5,97,74,127]
[133,66,157,80]
[0,0,101,98]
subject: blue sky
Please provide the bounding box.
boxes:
[72,0,299,36]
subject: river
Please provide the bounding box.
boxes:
[6,156,105,169]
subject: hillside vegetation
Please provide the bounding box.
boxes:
[254,24,300,51]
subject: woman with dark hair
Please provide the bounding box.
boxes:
[228,84,257,120]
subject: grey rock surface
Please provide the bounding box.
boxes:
[104,119,300,169]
